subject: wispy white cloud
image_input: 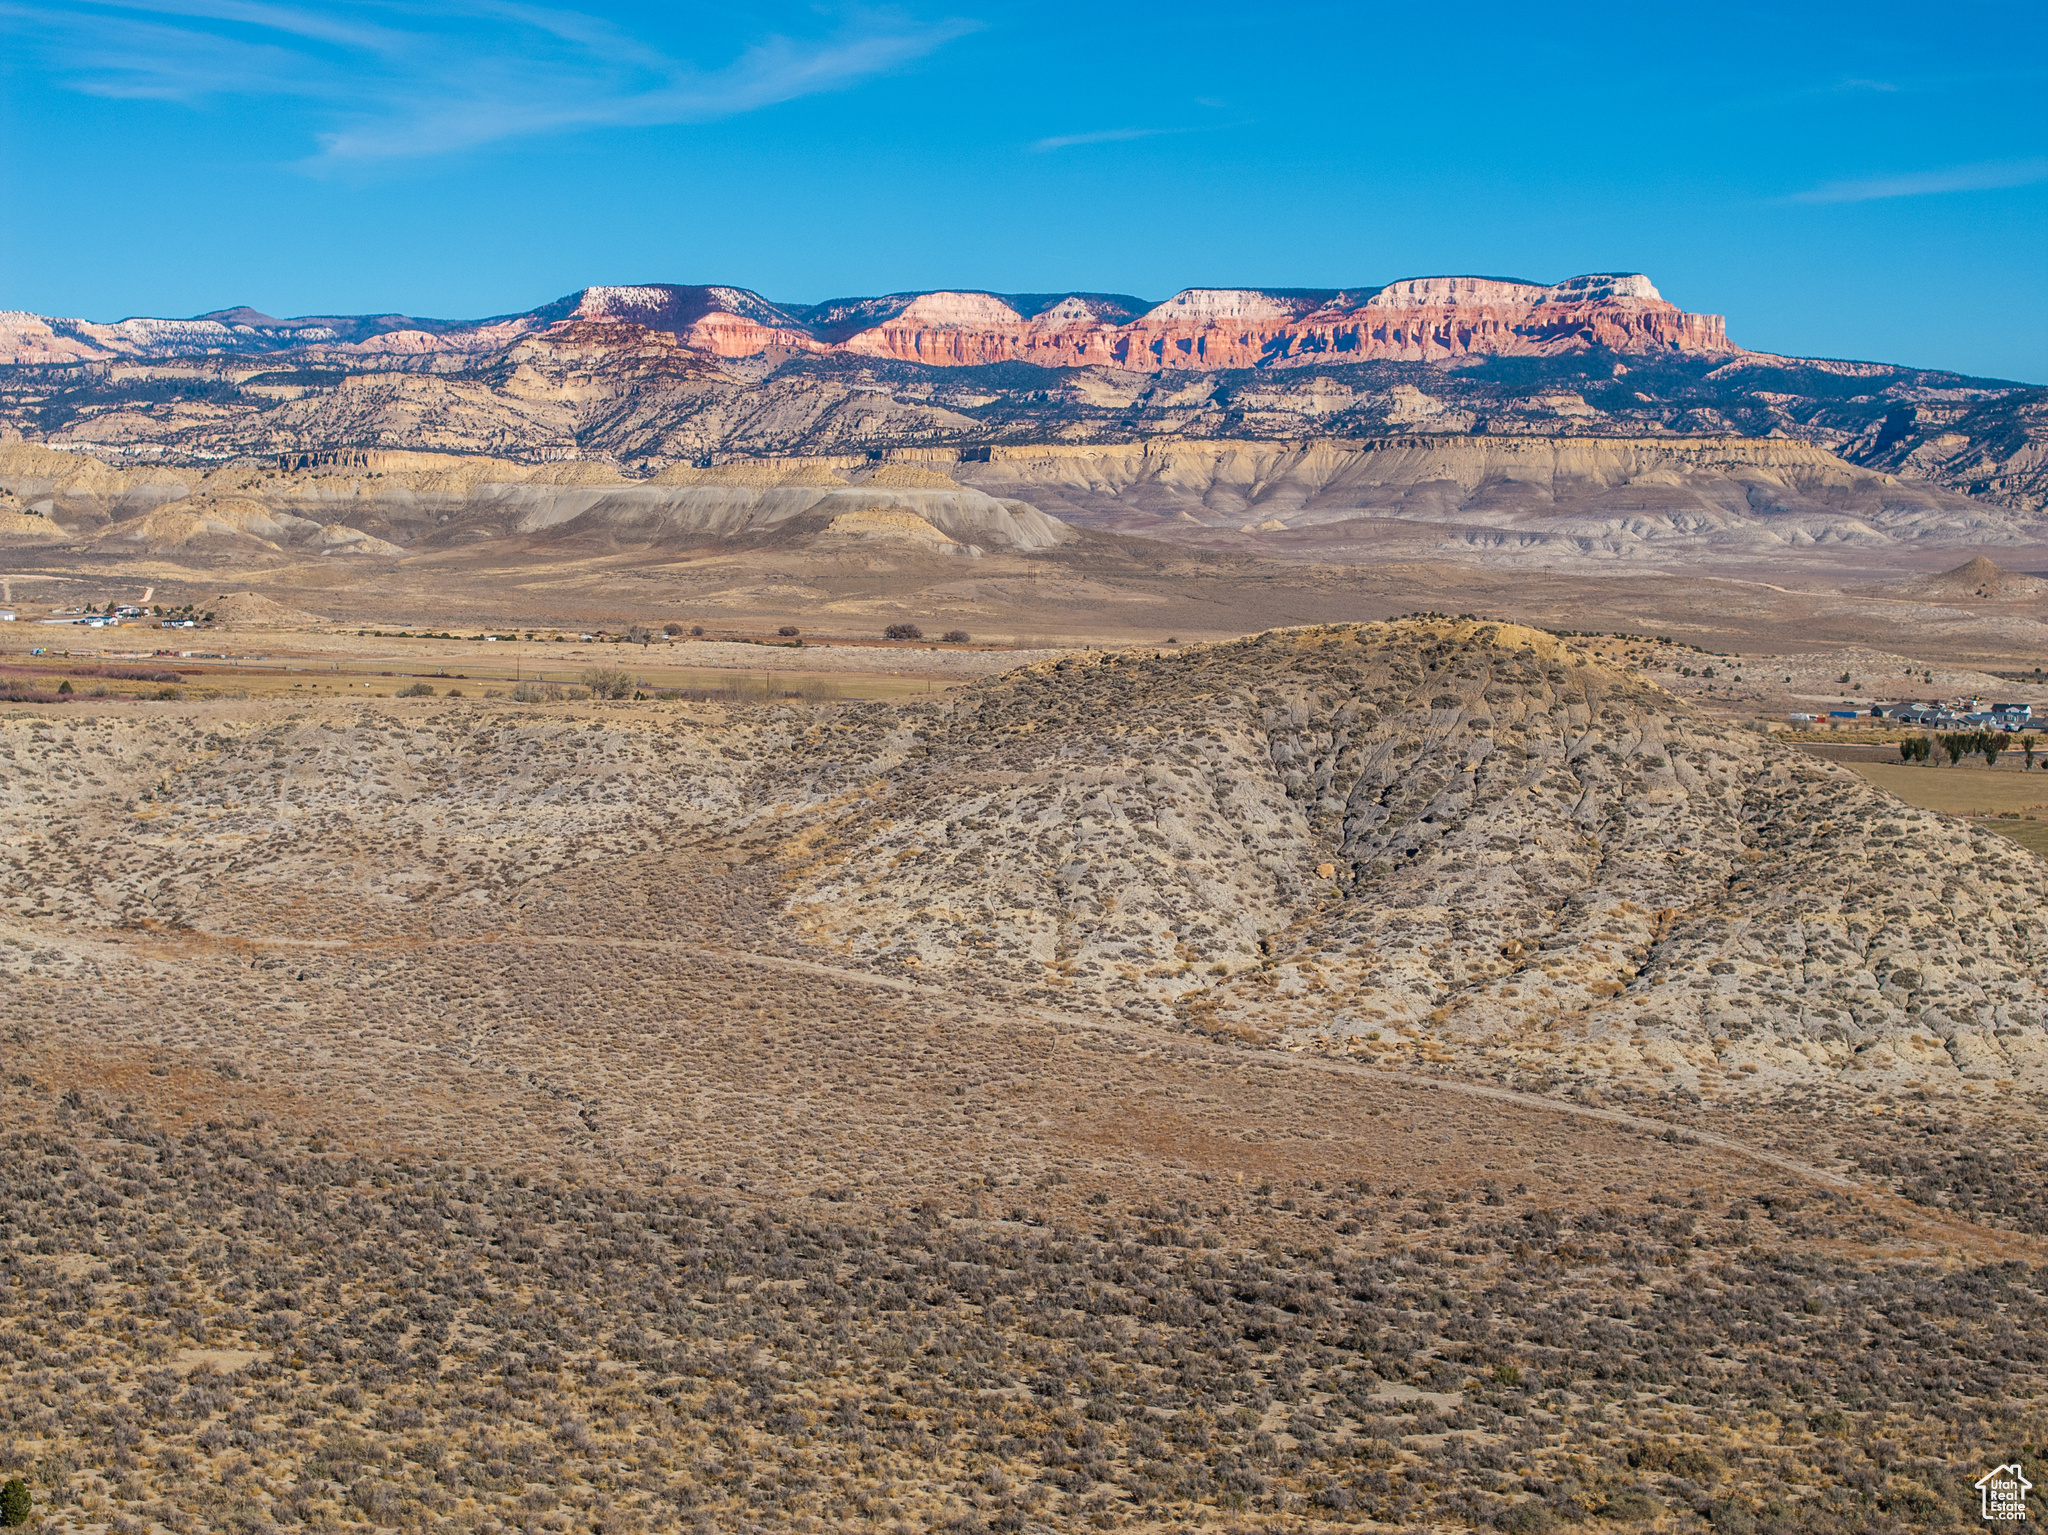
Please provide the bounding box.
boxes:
[316,19,981,161]
[1031,125,1186,152]
[1788,157,2048,203]
[0,2,338,99]
[0,0,978,162]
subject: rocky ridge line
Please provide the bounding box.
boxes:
[0,272,1729,370]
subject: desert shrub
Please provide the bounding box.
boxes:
[777,626,800,637]
[884,623,924,641]
[47,665,183,683]
[0,1478,28,1526]
[1,1094,2044,1535]
[581,668,633,700]
[689,625,705,636]
[1625,1437,1720,1480]
[397,682,434,698]
[943,630,970,644]
[56,680,73,695]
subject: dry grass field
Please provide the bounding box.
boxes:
[2,628,1052,706]
[1,619,2044,1535]
[1791,757,2048,858]
[1842,761,2048,814]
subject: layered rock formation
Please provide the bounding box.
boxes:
[0,305,495,363]
[1844,384,2048,516]
[6,432,2032,574]
[0,442,1073,561]
[0,272,1729,370]
[927,435,2030,565]
[891,273,1731,371]
[7,277,2039,528]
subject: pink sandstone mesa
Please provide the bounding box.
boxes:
[0,272,1732,369]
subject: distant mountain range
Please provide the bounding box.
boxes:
[0,273,2039,519]
[0,273,1725,369]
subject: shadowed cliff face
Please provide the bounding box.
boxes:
[2,330,2036,529]
[1849,385,2048,514]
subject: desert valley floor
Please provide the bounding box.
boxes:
[4,400,2048,1534]
[1,599,2046,1535]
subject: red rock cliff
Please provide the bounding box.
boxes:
[822,274,1728,370]
[1,274,1731,370]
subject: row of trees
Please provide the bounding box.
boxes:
[611,622,973,644]
[1903,731,2040,768]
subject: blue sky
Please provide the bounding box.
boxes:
[1,0,2044,380]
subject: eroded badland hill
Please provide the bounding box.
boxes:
[1,620,2044,1534]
